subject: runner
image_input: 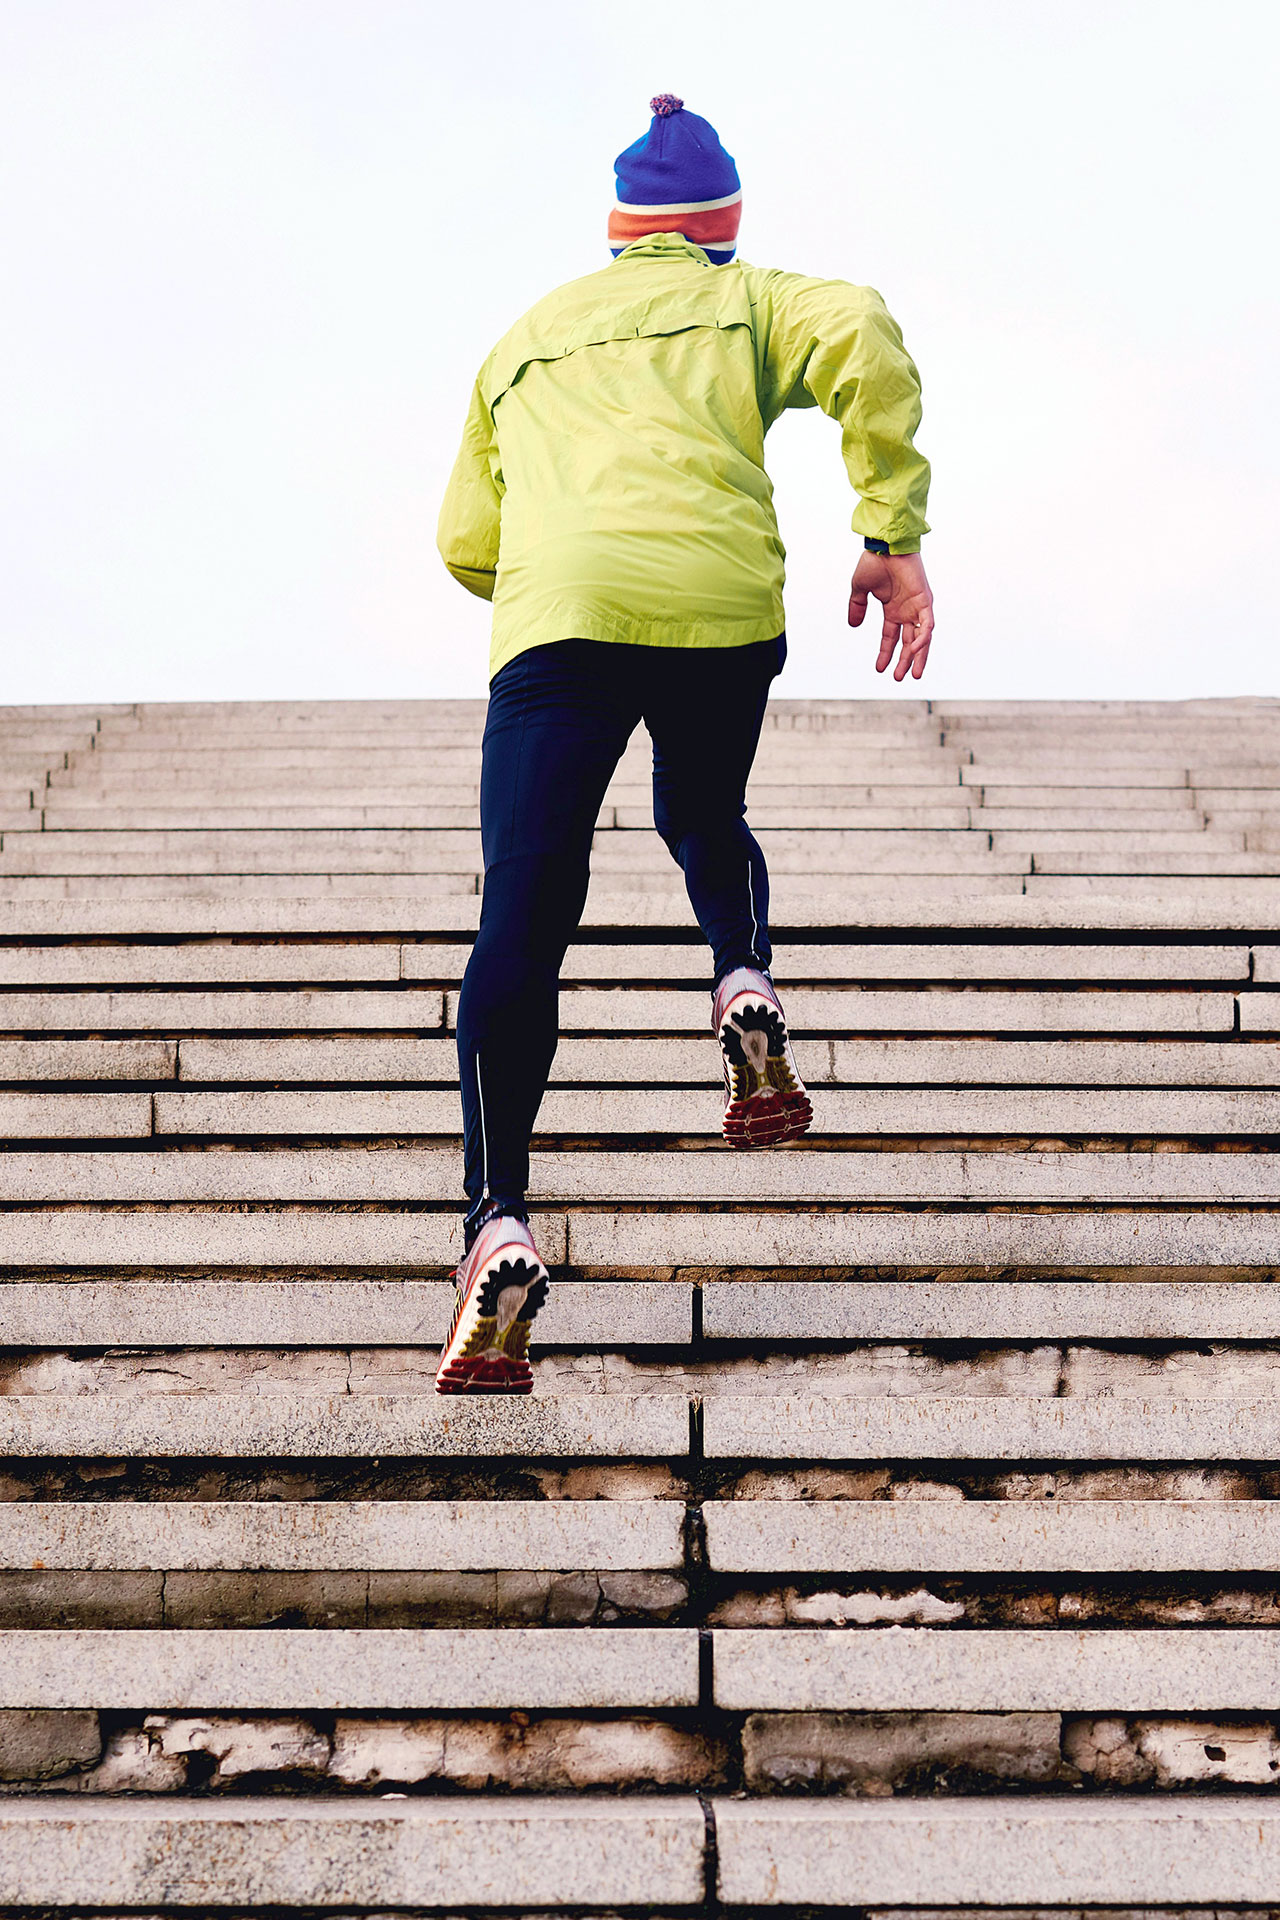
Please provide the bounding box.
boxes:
[435,95,933,1392]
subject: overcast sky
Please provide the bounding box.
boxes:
[2,0,1276,705]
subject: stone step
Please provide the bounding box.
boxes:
[168,1034,1280,1089]
[6,1150,1280,1205]
[0,1091,152,1137]
[6,886,1280,934]
[0,988,445,1030]
[148,1085,1280,1137]
[566,1210,1280,1272]
[1,1276,1270,1350]
[0,944,407,987]
[702,1394,1280,1460]
[0,1278,692,1348]
[0,1795,705,1910]
[703,1277,1280,1341]
[0,1393,690,1459]
[12,1390,1274,1459]
[713,1797,1280,1907]
[713,1626,1280,1711]
[473,986,1239,1033]
[0,982,1239,1035]
[0,1625,700,1708]
[1040,850,1280,875]
[0,939,1251,988]
[704,1499,1280,1572]
[0,1500,684,1569]
[5,1620,1276,1713]
[0,1207,1271,1270]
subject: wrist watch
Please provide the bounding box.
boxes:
[863,537,891,555]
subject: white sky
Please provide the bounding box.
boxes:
[2,0,1277,705]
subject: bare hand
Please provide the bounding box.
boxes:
[848,550,935,681]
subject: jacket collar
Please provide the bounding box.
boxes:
[609,232,718,268]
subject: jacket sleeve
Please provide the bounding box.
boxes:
[746,268,930,553]
[436,375,504,600]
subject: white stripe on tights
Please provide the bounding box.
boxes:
[747,859,760,965]
[475,1050,490,1200]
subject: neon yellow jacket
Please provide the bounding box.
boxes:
[437,232,930,678]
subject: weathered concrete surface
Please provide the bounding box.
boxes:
[568,1211,1280,1272]
[0,1039,176,1081]
[703,1278,1280,1342]
[0,1627,699,1709]
[0,1794,706,1908]
[0,988,444,1030]
[0,1392,689,1459]
[703,1395,1280,1461]
[741,1709,1062,1790]
[704,1500,1280,1574]
[0,1710,100,1781]
[713,1628,1280,1711]
[8,1148,1280,1204]
[713,1796,1280,1905]
[0,1093,151,1139]
[0,1212,568,1268]
[471,985,1237,1034]
[0,1278,691,1348]
[0,1501,685,1571]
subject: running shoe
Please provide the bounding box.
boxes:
[434,1212,550,1394]
[714,965,813,1149]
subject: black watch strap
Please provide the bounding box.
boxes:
[863,537,892,555]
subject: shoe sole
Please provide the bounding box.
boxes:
[723,1086,813,1148]
[717,990,813,1150]
[435,1253,550,1395]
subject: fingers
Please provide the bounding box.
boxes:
[875,619,901,674]
[848,585,869,628]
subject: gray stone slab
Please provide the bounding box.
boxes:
[1039,850,1280,875]
[978,784,1196,807]
[0,1212,570,1269]
[151,1084,1280,1137]
[980,809,1209,831]
[703,1499,1280,1573]
[402,941,1249,984]
[567,1211,1280,1273]
[9,1150,1277,1205]
[703,1278,1280,1342]
[42,804,487,830]
[9,888,1280,937]
[0,1278,691,1348]
[0,1794,705,1909]
[997,830,1244,854]
[469,987,1236,1035]
[0,944,403,986]
[713,1796,1280,1907]
[0,988,444,1031]
[0,870,482,900]
[713,1626,1280,1712]
[963,764,1189,788]
[0,1624,700,1708]
[0,1500,685,1570]
[703,1394,1280,1460]
[0,1393,689,1459]
[1241,991,1280,1031]
[174,1032,1280,1090]
[0,1039,176,1082]
[0,1092,151,1138]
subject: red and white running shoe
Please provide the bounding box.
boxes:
[714,966,813,1149]
[434,1213,550,1395]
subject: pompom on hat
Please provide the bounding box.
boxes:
[609,95,741,265]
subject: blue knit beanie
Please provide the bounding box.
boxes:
[609,95,742,264]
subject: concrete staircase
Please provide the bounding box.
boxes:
[2,694,1280,1912]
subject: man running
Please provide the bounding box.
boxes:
[435,95,933,1392]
